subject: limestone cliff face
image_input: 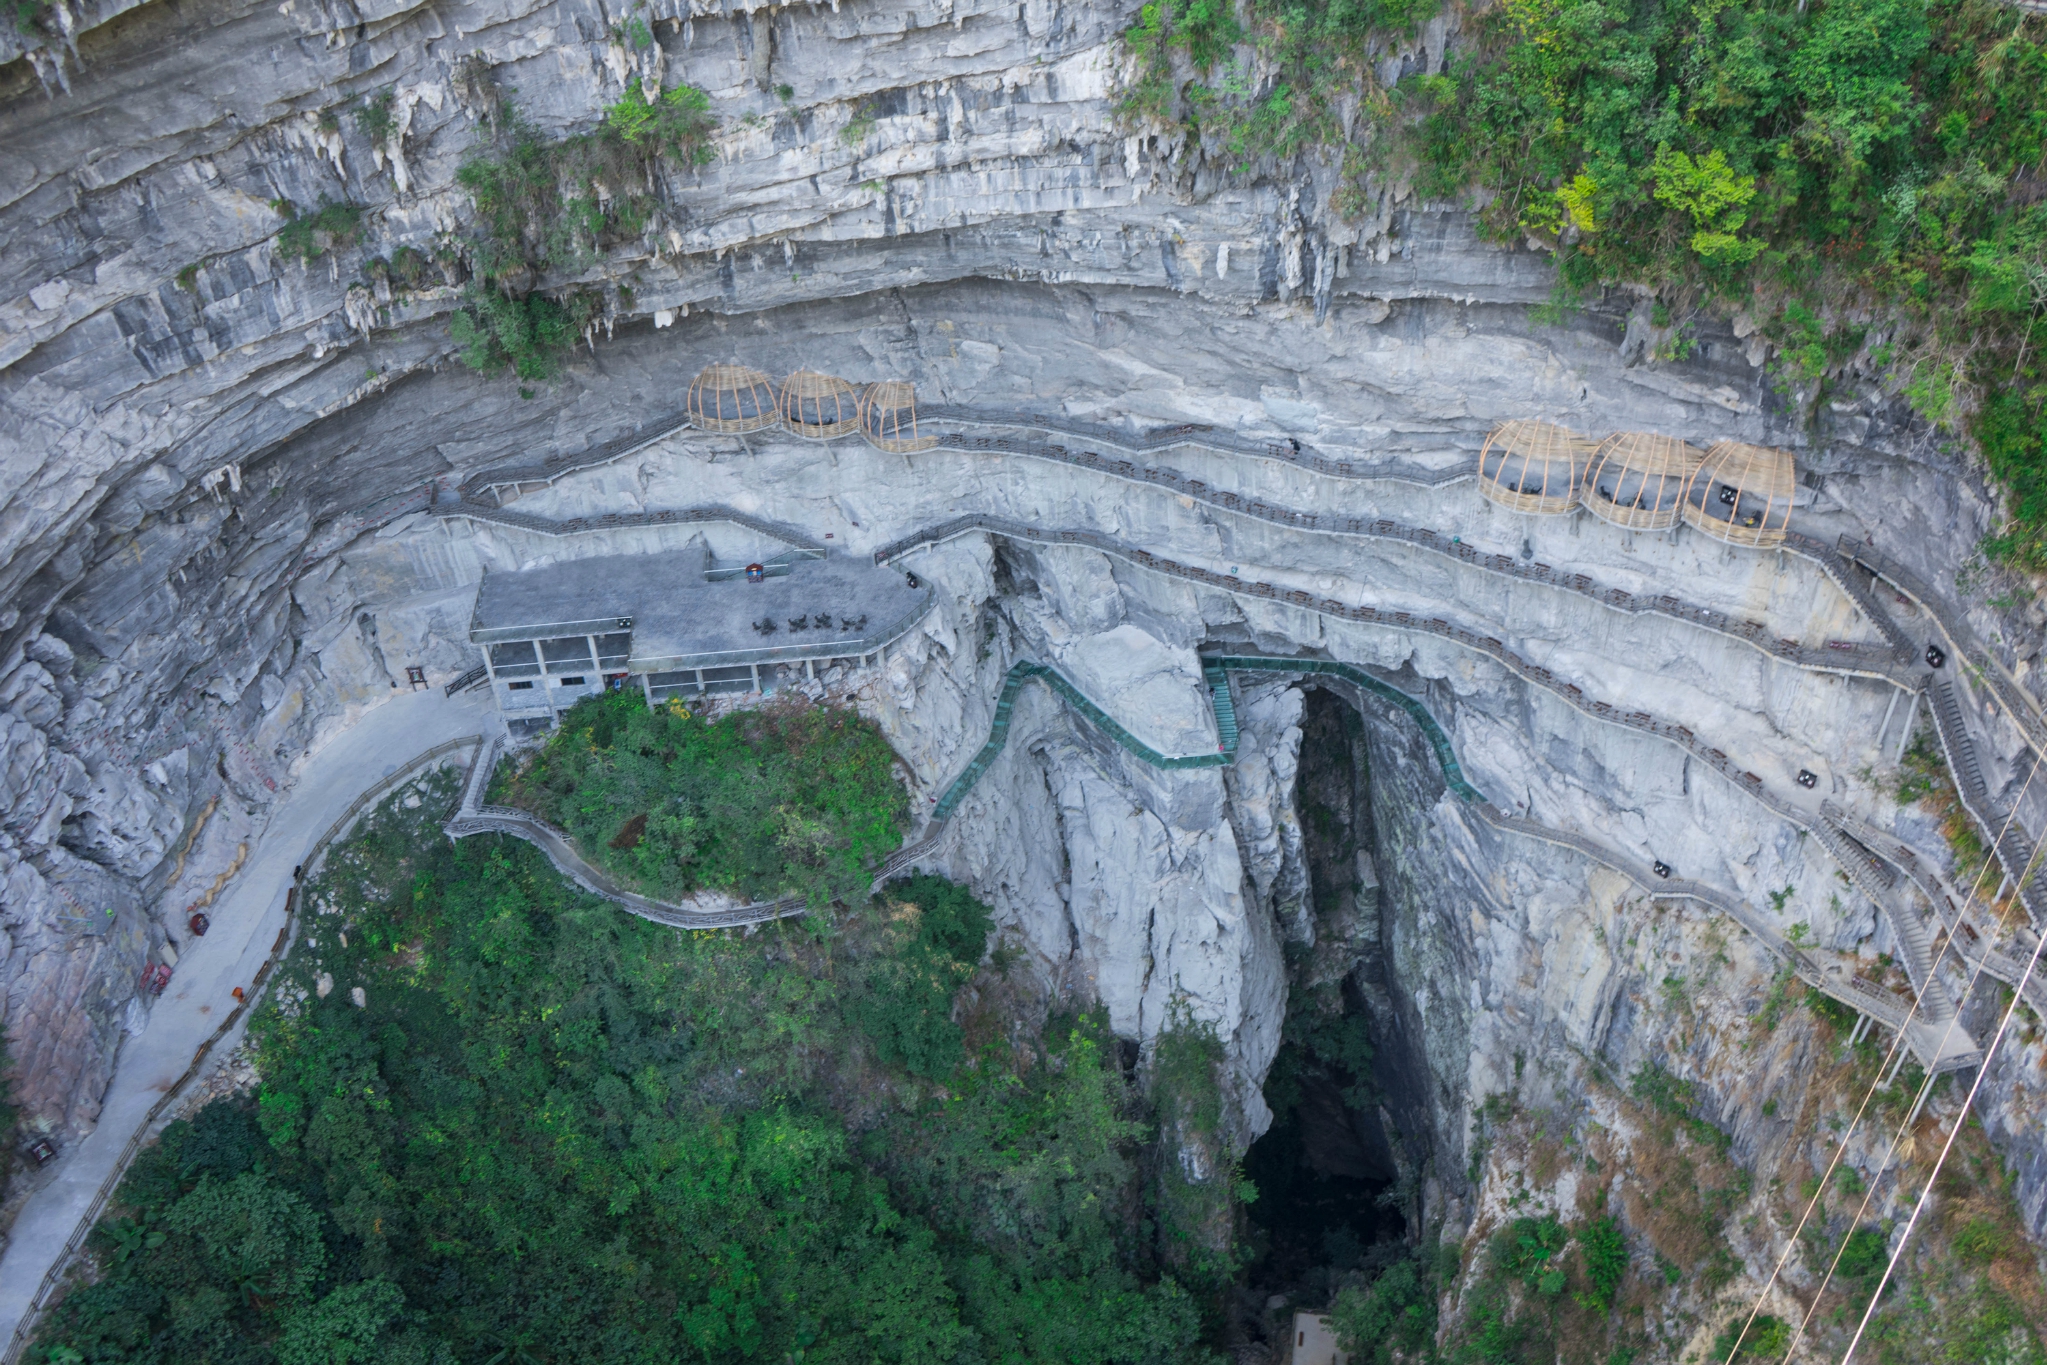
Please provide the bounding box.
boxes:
[9,0,2047,1316]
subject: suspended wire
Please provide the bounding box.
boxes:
[1714,702,2044,1364]
[1782,747,2041,1363]
[1839,894,2047,1363]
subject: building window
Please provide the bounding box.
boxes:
[558,675,586,686]
[508,681,534,691]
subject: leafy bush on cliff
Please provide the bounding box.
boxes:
[449,79,716,380]
[35,773,1211,1365]
[496,688,911,908]
[1124,0,2047,568]
[1330,1247,1442,1364]
[849,873,992,1077]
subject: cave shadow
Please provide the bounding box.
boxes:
[1239,685,1421,1322]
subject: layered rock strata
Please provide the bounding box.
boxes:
[9,0,2047,1296]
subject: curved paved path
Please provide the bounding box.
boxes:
[0,688,496,1356]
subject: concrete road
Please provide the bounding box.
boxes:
[0,687,498,1354]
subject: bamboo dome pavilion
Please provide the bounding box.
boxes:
[684,364,781,434]
[1582,432,1706,531]
[779,370,862,439]
[1682,440,1796,548]
[859,381,938,453]
[1477,420,1595,515]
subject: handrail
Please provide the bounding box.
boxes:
[1837,533,2047,753]
[627,589,934,674]
[452,407,1473,502]
[441,482,1916,691]
[0,735,484,1365]
[1824,802,2047,1017]
[1213,656,1483,802]
[1472,802,1971,1068]
[1924,679,2047,930]
[879,516,1827,827]
[443,665,488,697]
[443,802,948,931]
[304,736,483,882]
[435,499,826,558]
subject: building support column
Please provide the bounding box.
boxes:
[641,674,655,707]
[1895,693,1920,762]
[480,646,500,709]
[535,640,557,721]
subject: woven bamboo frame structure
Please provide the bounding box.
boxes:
[1583,432,1706,531]
[858,381,938,453]
[779,370,861,439]
[1683,440,1796,548]
[684,364,781,435]
[1477,419,1594,515]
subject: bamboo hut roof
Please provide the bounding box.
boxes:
[859,380,938,453]
[685,364,781,435]
[1477,419,1594,516]
[1683,440,1796,548]
[779,370,861,439]
[1582,432,1706,531]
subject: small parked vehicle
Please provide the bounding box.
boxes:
[26,1137,56,1167]
[140,963,172,996]
[188,910,210,936]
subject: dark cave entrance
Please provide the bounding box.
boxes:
[1241,1043,1407,1292]
[1241,686,1411,1302]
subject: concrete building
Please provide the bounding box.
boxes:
[468,544,932,725]
[1283,1312,1349,1365]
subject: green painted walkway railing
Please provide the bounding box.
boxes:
[1212,656,1485,804]
[931,662,1240,820]
[930,654,1480,822]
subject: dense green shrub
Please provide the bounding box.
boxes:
[272,200,363,264]
[1497,1215,1569,1296]
[1712,1313,1792,1359]
[36,772,1211,1365]
[1330,1247,1442,1364]
[851,874,992,1077]
[1123,0,2047,567]
[498,689,910,907]
[1578,1214,1628,1311]
[448,286,598,381]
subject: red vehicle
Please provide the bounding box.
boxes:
[188,910,210,936]
[140,963,172,996]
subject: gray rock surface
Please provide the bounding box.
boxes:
[8,0,2047,1320]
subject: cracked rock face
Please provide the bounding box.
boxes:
[11,0,2047,1278]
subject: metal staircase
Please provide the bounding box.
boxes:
[1828,804,2047,1017]
[1812,817,1955,1021]
[1927,678,2047,929]
[1203,660,1239,754]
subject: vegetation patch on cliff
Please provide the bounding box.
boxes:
[491,688,910,909]
[1123,0,2047,568]
[33,771,1220,1365]
[450,73,716,380]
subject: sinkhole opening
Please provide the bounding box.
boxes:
[1241,1032,1408,1296]
[1240,685,1411,1303]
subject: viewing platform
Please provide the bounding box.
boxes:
[469,550,931,720]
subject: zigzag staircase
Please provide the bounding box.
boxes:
[1927,678,2047,929]
[1813,818,1955,1022]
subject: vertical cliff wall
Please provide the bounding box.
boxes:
[10,1,2047,1355]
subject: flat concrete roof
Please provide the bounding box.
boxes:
[470,552,931,673]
